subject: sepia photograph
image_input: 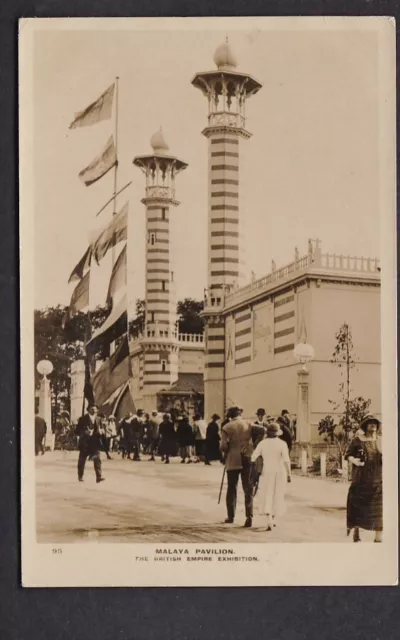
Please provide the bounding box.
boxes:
[19,17,397,586]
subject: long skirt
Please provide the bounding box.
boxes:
[159,437,176,457]
[195,440,205,457]
[255,469,287,517]
[206,438,221,461]
[347,480,383,532]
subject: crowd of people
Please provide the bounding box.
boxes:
[75,408,227,469]
[35,403,382,541]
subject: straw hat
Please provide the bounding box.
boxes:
[266,421,283,437]
[360,414,381,431]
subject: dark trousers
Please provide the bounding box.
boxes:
[78,450,102,480]
[132,439,141,460]
[226,457,253,520]
[103,437,113,457]
[149,439,158,457]
[35,436,45,456]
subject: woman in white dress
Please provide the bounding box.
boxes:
[251,422,291,531]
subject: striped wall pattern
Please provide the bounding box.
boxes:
[141,347,179,388]
[273,291,296,355]
[234,309,252,365]
[145,204,173,327]
[208,133,240,291]
[139,353,144,390]
[204,321,225,370]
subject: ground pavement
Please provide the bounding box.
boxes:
[35,451,374,544]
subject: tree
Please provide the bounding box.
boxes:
[128,299,146,338]
[35,295,205,422]
[331,322,355,434]
[128,297,205,337]
[318,396,372,462]
[177,298,204,335]
[318,323,372,467]
[35,305,110,421]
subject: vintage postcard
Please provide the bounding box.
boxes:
[20,17,397,586]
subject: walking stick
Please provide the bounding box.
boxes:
[218,466,226,504]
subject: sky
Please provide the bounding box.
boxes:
[32,21,380,313]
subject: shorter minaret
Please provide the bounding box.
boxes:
[133,130,188,412]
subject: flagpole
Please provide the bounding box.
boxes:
[109,76,120,357]
[112,76,120,268]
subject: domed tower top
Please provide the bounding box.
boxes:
[192,39,262,134]
[213,38,238,70]
[150,128,169,155]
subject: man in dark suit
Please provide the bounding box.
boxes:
[76,404,105,483]
[35,409,47,456]
[277,410,294,453]
[131,409,145,461]
[220,406,254,528]
[251,407,267,447]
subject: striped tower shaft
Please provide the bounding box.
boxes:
[133,145,187,413]
[209,132,240,291]
[145,203,173,327]
[142,200,178,412]
[203,129,243,418]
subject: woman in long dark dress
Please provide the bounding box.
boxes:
[345,414,382,543]
[205,414,222,465]
[158,413,176,464]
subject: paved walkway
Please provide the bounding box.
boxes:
[35,451,367,544]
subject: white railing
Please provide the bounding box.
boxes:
[178,333,204,344]
[319,253,380,273]
[145,185,176,200]
[224,246,380,309]
[208,111,245,129]
[130,328,204,346]
[224,255,312,307]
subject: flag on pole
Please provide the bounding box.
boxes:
[68,246,92,283]
[83,357,95,408]
[106,244,127,304]
[62,271,90,328]
[92,202,128,263]
[92,335,131,407]
[69,83,115,130]
[69,270,90,314]
[113,381,136,421]
[79,136,117,187]
[83,317,95,411]
[86,295,127,356]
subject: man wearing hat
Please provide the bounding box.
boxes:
[35,408,47,456]
[147,410,162,461]
[75,404,105,483]
[131,409,145,461]
[220,406,254,527]
[251,408,267,447]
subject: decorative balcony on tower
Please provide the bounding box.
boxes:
[191,39,262,137]
[133,129,188,205]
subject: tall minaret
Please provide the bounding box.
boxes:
[133,130,188,412]
[192,39,262,418]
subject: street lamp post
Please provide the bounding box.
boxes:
[36,359,54,451]
[293,342,315,445]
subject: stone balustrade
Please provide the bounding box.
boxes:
[129,327,204,346]
[178,333,204,344]
[208,111,245,129]
[145,184,176,200]
[319,253,380,273]
[223,243,380,309]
